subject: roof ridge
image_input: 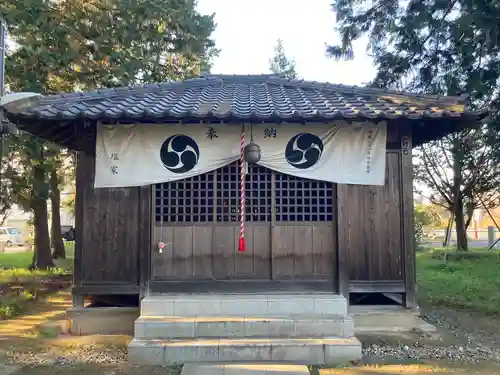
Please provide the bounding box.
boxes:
[269,77,468,104]
[36,74,467,106]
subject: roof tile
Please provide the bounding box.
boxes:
[7,74,480,122]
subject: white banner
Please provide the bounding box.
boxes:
[94,121,387,188]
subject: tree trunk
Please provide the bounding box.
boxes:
[50,168,66,259]
[0,212,8,226]
[30,166,54,269]
[454,200,468,251]
[451,142,468,251]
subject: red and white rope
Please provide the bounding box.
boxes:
[238,124,246,252]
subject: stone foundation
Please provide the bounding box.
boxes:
[66,306,139,335]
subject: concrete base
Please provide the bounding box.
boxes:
[129,337,361,365]
[66,306,139,335]
[129,293,361,366]
[181,363,310,375]
[63,304,436,337]
[350,305,436,333]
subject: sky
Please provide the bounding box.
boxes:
[196,0,376,86]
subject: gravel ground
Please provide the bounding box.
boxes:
[4,303,500,371]
[360,306,500,365]
[4,344,128,366]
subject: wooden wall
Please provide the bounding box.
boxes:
[151,223,335,281]
[337,152,404,290]
[73,122,415,307]
[336,123,416,306]
[73,139,151,299]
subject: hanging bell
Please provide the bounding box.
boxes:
[244,140,261,164]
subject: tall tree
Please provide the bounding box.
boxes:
[327,0,500,250]
[414,132,500,249]
[0,135,15,226]
[1,0,218,267]
[4,136,54,268]
[269,39,298,78]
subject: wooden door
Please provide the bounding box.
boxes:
[151,162,272,281]
[272,173,336,280]
[151,162,336,284]
[213,163,272,279]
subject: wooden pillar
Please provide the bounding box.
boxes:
[73,121,95,307]
[400,126,417,309]
[138,185,152,298]
[336,183,349,299]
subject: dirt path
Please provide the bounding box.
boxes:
[326,305,500,375]
[3,289,500,374]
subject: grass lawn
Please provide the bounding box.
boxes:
[0,242,74,320]
[0,242,74,271]
[417,248,500,314]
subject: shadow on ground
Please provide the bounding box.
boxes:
[1,289,500,374]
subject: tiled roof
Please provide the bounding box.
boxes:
[6,74,484,122]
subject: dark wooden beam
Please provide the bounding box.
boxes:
[138,185,152,298]
[73,285,141,295]
[348,280,405,293]
[336,183,349,298]
[400,124,417,309]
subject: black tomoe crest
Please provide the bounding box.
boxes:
[160,135,200,173]
[285,133,324,169]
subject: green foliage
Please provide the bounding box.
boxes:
[328,0,500,102]
[4,135,53,212]
[1,0,219,91]
[1,0,218,267]
[414,203,441,248]
[0,288,36,320]
[328,0,500,251]
[269,39,298,79]
[417,251,500,314]
[0,134,15,225]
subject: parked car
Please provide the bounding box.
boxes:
[61,226,75,241]
[0,227,26,247]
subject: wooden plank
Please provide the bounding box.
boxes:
[138,184,152,296]
[331,183,342,295]
[235,224,255,276]
[214,226,235,277]
[294,225,313,277]
[75,122,142,289]
[336,184,349,297]
[150,280,334,294]
[337,152,404,285]
[193,226,213,278]
[400,126,417,308]
[152,226,174,278]
[173,227,194,278]
[73,147,85,291]
[385,153,403,279]
[348,280,405,293]
[272,226,294,278]
[386,123,400,143]
[253,225,272,279]
[270,171,276,280]
[313,225,334,276]
[73,285,140,295]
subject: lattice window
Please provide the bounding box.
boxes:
[216,162,272,222]
[155,163,332,223]
[155,172,215,223]
[275,173,333,222]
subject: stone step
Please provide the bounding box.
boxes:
[141,294,348,317]
[181,363,311,375]
[134,314,354,339]
[128,336,362,365]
